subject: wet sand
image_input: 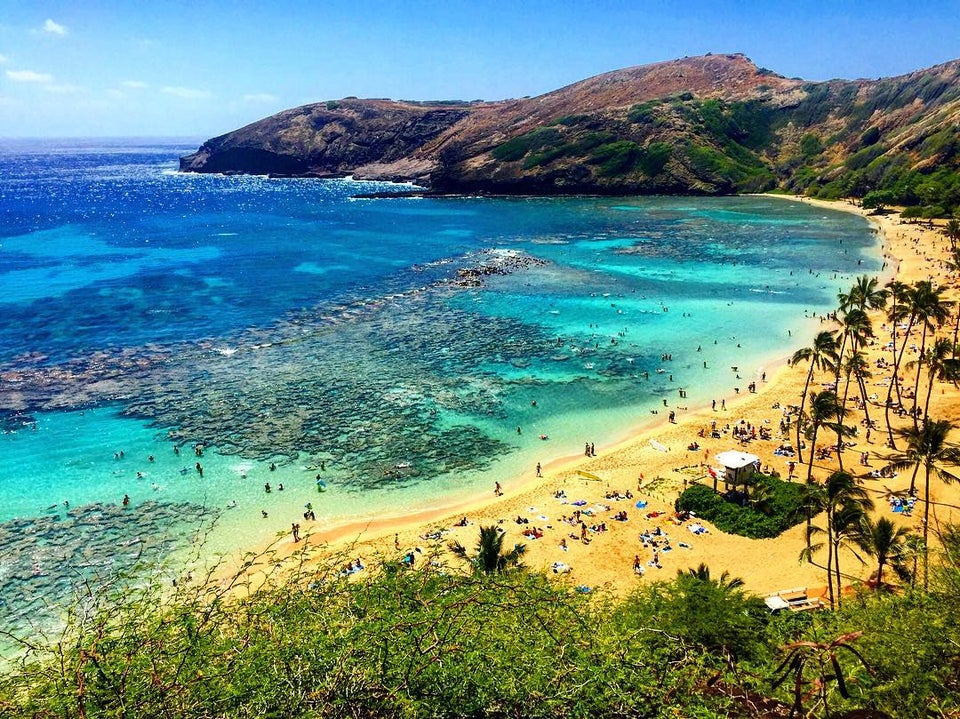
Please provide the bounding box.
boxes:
[237,197,960,598]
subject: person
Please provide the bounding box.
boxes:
[394,533,401,550]
[494,481,503,496]
[122,494,130,507]
[195,462,203,477]
[536,462,542,477]
[292,523,300,542]
[264,482,271,493]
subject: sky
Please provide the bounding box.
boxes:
[0,0,958,138]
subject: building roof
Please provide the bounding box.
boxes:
[714,450,760,469]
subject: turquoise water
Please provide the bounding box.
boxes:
[0,139,880,629]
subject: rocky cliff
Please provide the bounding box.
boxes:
[180,53,960,214]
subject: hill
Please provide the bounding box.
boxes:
[180,53,960,216]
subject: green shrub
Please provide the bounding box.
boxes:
[491,128,563,162]
[675,475,805,538]
[800,133,823,158]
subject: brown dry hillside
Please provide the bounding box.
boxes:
[180,53,960,214]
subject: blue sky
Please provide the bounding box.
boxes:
[1,1,958,138]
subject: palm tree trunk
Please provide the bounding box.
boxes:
[923,361,939,425]
[885,316,915,449]
[876,557,885,590]
[826,515,836,610]
[833,538,844,609]
[856,369,872,432]
[924,463,931,591]
[912,324,929,432]
[953,307,959,359]
[806,425,820,484]
[797,366,815,464]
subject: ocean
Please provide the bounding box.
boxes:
[0,138,880,630]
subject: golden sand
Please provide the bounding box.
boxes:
[248,197,960,599]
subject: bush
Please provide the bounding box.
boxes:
[491,128,562,162]
[675,475,805,538]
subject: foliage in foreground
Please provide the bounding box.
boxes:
[675,475,806,538]
[3,534,960,719]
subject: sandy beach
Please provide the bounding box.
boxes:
[247,196,960,598]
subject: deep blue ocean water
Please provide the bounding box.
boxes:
[0,138,880,630]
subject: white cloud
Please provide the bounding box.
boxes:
[121,80,148,89]
[6,69,53,83]
[161,86,212,99]
[0,54,7,64]
[243,93,278,103]
[43,19,68,36]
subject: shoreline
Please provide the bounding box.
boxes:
[226,194,928,597]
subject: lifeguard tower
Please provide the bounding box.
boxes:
[712,450,760,494]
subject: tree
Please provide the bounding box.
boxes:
[681,562,745,592]
[904,282,952,431]
[662,563,766,661]
[858,515,915,589]
[792,331,839,464]
[908,336,960,424]
[807,390,847,482]
[803,470,873,608]
[883,279,912,446]
[771,630,872,719]
[449,525,525,575]
[889,419,960,588]
[945,218,960,253]
[843,350,874,431]
[862,189,897,211]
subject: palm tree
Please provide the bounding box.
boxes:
[889,419,960,588]
[945,218,960,254]
[792,331,839,464]
[858,515,915,590]
[844,350,874,431]
[905,282,952,431]
[903,533,926,589]
[449,525,525,575]
[845,274,890,316]
[772,631,870,718]
[944,248,960,355]
[797,479,825,561]
[835,276,885,392]
[803,390,849,481]
[829,502,870,608]
[908,336,960,423]
[680,562,745,592]
[808,470,873,608]
[883,279,911,445]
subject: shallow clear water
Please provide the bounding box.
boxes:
[0,139,880,629]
